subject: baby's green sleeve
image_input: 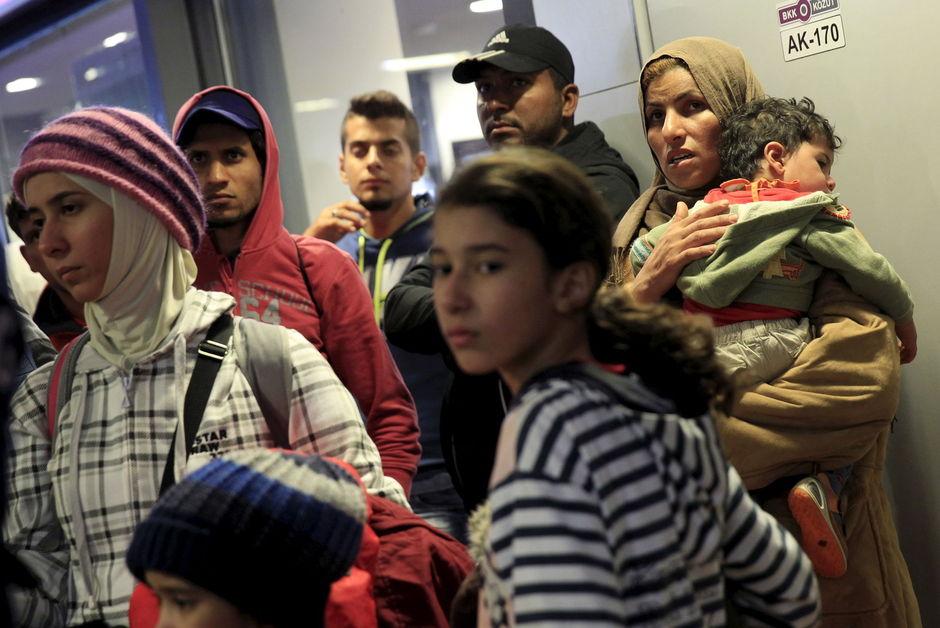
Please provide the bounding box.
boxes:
[629,221,671,278]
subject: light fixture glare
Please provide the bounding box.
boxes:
[103,31,129,48]
[5,77,41,93]
[381,51,470,73]
[294,98,340,113]
[469,0,502,13]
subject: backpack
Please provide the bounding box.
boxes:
[46,314,291,447]
[47,313,472,627]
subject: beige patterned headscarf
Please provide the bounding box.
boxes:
[68,174,197,371]
[612,37,765,251]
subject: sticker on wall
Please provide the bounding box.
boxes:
[776,0,846,62]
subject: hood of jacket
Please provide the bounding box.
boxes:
[173,86,284,257]
[524,362,679,417]
[553,121,638,186]
[366,195,434,242]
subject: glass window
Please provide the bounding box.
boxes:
[393,0,506,192]
[0,0,163,198]
[257,0,505,223]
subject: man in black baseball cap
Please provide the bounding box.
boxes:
[378,23,642,519]
[452,24,638,221]
[452,23,575,86]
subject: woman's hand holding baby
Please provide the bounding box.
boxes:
[628,199,735,304]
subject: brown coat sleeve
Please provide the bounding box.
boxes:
[718,271,901,490]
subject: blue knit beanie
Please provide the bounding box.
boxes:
[126,449,367,626]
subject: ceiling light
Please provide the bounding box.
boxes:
[5,77,41,93]
[469,0,502,13]
[381,51,470,73]
[103,31,129,48]
[295,98,340,113]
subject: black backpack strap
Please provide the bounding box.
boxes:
[158,313,234,495]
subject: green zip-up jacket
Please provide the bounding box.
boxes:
[631,187,914,322]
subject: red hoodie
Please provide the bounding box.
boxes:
[173,86,419,493]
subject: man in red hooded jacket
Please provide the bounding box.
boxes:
[173,87,419,494]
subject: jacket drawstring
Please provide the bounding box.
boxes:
[356,207,435,325]
[358,233,394,324]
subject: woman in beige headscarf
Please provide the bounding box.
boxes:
[613,37,920,628]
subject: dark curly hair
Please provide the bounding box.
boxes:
[437,148,730,417]
[719,96,841,181]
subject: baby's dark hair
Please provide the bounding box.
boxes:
[719,96,842,181]
[438,148,729,416]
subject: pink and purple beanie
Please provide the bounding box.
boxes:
[12,106,206,251]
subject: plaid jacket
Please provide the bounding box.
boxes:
[3,289,405,626]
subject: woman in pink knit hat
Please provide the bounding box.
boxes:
[2,107,404,627]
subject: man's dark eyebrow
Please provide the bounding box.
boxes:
[348,139,403,148]
[185,142,247,153]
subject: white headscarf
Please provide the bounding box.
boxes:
[66,174,198,371]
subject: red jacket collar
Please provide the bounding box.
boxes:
[174,86,285,258]
[705,178,807,203]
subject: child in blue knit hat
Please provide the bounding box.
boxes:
[127,448,368,628]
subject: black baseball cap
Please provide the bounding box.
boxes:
[175,90,263,146]
[452,24,574,85]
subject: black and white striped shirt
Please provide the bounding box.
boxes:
[481,364,819,627]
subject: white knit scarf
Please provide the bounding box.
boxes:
[67,174,197,371]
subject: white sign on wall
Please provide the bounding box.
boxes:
[776,0,846,62]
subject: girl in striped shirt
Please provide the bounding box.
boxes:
[430,148,820,627]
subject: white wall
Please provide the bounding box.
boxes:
[532,0,655,188]
[273,0,412,222]
[535,1,940,624]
